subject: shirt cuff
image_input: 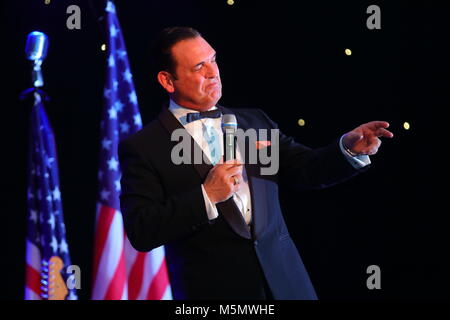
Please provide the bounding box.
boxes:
[339,135,371,169]
[201,184,219,220]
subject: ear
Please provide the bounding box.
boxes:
[157,71,175,93]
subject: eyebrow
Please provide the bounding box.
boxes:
[193,53,217,69]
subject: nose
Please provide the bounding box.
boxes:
[205,62,219,79]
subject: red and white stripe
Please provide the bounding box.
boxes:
[92,204,171,300]
[25,240,42,300]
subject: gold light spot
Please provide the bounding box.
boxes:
[101,44,106,51]
[298,119,306,127]
[45,0,51,4]
[227,0,235,5]
[345,48,352,56]
[403,122,410,130]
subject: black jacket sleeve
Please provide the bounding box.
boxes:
[119,138,210,252]
[256,109,365,189]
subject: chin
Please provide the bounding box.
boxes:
[210,92,222,107]
[188,92,222,111]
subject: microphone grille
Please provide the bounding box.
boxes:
[25,31,49,61]
[222,114,237,127]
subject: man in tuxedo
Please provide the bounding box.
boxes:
[119,27,393,299]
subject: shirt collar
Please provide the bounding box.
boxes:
[168,99,218,126]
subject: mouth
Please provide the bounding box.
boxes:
[206,82,221,90]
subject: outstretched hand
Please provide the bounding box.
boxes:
[342,121,394,156]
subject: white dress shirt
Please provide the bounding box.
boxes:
[169,100,252,225]
[168,99,370,225]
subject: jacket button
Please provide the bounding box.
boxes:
[253,240,258,246]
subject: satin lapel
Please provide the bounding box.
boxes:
[158,107,211,179]
[158,106,251,239]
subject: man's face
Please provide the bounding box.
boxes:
[161,36,222,111]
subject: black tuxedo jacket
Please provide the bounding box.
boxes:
[119,105,362,300]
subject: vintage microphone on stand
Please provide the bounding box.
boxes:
[25,31,49,88]
[20,31,49,102]
[22,31,74,300]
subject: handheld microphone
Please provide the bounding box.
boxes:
[25,31,49,87]
[222,114,237,161]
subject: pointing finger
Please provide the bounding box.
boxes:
[375,127,394,138]
[365,121,390,132]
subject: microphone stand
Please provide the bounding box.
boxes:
[31,59,44,88]
[20,56,48,106]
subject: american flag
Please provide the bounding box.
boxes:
[91,1,172,300]
[25,91,77,300]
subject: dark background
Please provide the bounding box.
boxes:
[2,0,449,300]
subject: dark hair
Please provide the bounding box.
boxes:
[152,26,202,79]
